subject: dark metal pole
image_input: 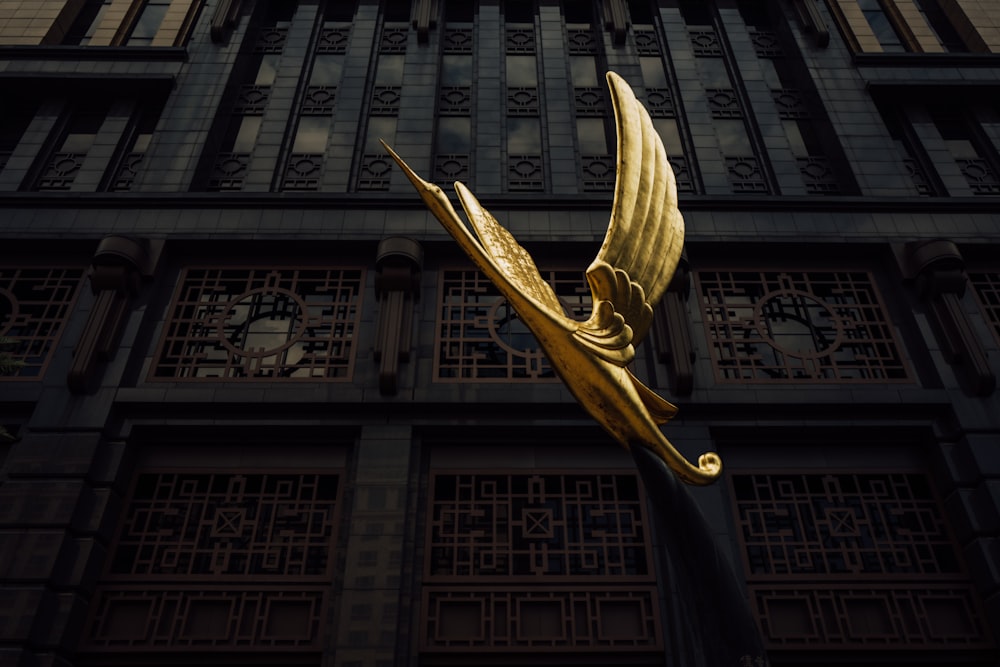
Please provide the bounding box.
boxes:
[631,444,768,667]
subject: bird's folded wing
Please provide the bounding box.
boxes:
[453,181,570,322]
[575,71,685,366]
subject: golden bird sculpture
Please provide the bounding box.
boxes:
[382,71,721,485]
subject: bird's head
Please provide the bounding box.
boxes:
[380,139,451,212]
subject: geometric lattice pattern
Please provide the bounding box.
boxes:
[436,269,590,381]
[152,267,364,380]
[0,266,85,379]
[81,471,342,652]
[423,471,660,652]
[732,473,959,577]
[697,270,910,382]
[731,472,993,650]
[969,271,1000,346]
[107,473,342,578]
[427,472,651,580]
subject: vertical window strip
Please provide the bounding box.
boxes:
[434,7,475,184]
[205,8,292,191]
[357,29,406,192]
[281,20,351,191]
[677,0,771,195]
[631,16,697,194]
[504,1,543,192]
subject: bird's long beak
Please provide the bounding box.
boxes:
[380,139,433,193]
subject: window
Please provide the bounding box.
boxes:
[281,4,353,191]
[697,269,910,382]
[356,24,407,191]
[0,98,38,172]
[152,266,365,380]
[676,0,772,194]
[433,0,475,183]
[731,469,992,653]
[504,0,544,191]
[204,3,295,191]
[33,100,108,191]
[632,13,697,194]
[436,267,590,381]
[0,266,86,380]
[422,468,662,652]
[127,0,171,45]
[79,462,345,654]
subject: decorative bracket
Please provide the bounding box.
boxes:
[602,0,627,47]
[652,253,695,396]
[791,0,830,48]
[412,0,439,44]
[900,240,994,396]
[68,236,163,394]
[374,237,423,395]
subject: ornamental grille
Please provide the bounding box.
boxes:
[697,270,910,382]
[427,472,651,581]
[152,267,363,381]
[110,152,144,191]
[435,269,590,381]
[37,152,84,190]
[82,471,342,652]
[730,471,993,650]
[422,471,661,652]
[969,271,1000,346]
[0,266,85,379]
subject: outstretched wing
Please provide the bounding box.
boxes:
[575,71,684,366]
[453,181,572,322]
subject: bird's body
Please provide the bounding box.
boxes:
[383,71,721,485]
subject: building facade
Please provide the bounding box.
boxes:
[0,0,999,665]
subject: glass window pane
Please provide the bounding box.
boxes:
[255,55,280,86]
[233,116,262,152]
[784,122,806,156]
[570,57,598,87]
[507,118,540,153]
[698,58,730,88]
[442,55,472,86]
[310,55,343,86]
[653,119,684,155]
[506,55,537,87]
[716,119,752,155]
[293,117,330,152]
[577,118,607,154]
[376,55,405,86]
[365,117,396,150]
[437,117,471,153]
[639,57,668,88]
[128,3,168,44]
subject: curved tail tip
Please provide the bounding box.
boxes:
[697,452,723,479]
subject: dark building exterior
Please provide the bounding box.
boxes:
[1,0,999,666]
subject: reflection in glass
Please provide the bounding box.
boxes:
[293,117,329,153]
[376,55,405,85]
[577,118,607,154]
[310,55,343,86]
[508,118,541,153]
[442,55,473,86]
[570,58,598,87]
[437,117,471,153]
[506,55,538,86]
[365,117,396,150]
[639,57,668,88]
[255,55,280,86]
[715,119,752,155]
[233,116,262,152]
